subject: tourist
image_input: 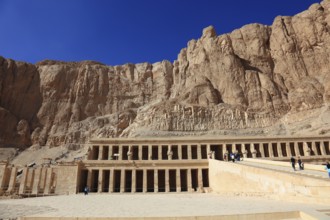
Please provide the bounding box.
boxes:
[223,153,227,161]
[297,156,304,170]
[230,153,235,162]
[236,153,241,162]
[290,156,296,171]
[326,162,330,178]
[84,186,89,195]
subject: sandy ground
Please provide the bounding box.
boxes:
[0,193,329,219]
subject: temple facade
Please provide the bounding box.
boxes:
[0,136,330,196]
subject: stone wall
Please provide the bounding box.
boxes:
[208,159,330,204]
[55,162,81,195]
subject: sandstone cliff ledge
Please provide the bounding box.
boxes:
[1,1,330,153]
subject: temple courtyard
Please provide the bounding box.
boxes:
[0,193,330,219]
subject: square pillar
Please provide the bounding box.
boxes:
[32,168,42,194]
[303,142,311,156]
[87,169,92,190]
[206,144,211,157]
[119,145,123,160]
[277,143,283,157]
[109,146,113,160]
[98,146,103,160]
[131,169,136,193]
[251,144,257,158]
[176,169,181,192]
[98,169,103,193]
[232,144,237,153]
[7,167,17,193]
[165,169,170,192]
[269,143,274,158]
[138,145,142,160]
[148,145,152,160]
[120,169,125,193]
[222,145,227,160]
[143,169,147,193]
[109,169,114,193]
[154,169,158,193]
[43,167,53,195]
[320,141,327,156]
[242,144,247,158]
[18,167,29,194]
[259,144,265,157]
[187,168,192,192]
[294,142,300,156]
[198,168,203,192]
[286,142,292,157]
[167,145,172,160]
[197,144,202,160]
[311,142,318,155]
[188,145,192,160]
[158,146,162,160]
[178,145,182,160]
[127,145,132,161]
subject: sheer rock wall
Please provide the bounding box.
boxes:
[1,1,330,148]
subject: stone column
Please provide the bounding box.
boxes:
[277,143,283,157]
[7,167,17,193]
[40,167,48,193]
[127,145,132,160]
[167,145,173,160]
[109,145,113,160]
[97,169,103,193]
[119,145,123,160]
[165,169,170,192]
[198,168,203,192]
[158,145,162,160]
[148,145,152,160]
[178,145,182,160]
[188,145,192,160]
[109,169,114,193]
[137,145,142,160]
[294,142,300,156]
[320,141,327,156]
[251,144,257,158]
[176,169,181,192]
[303,142,311,156]
[143,169,147,193]
[206,144,211,159]
[187,168,192,192]
[269,143,274,158]
[222,145,228,160]
[197,144,202,160]
[87,169,92,190]
[120,169,125,193]
[98,146,103,160]
[18,167,29,194]
[32,168,41,194]
[232,144,237,153]
[154,169,158,193]
[44,167,53,195]
[286,142,292,157]
[311,142,318,155]
[259,144,265,157]
[242,144,248,158]
[131,169,136,193]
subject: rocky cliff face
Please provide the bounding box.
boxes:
[1,1,330,150]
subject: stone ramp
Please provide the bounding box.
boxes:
[237,159,328,180]
[209,159,330,205]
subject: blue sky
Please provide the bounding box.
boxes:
[0,0,320,66]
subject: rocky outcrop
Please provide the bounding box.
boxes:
[1,1,330,149]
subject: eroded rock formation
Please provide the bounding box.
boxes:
[1,1,330,149]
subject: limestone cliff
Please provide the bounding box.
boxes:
[1,1,330,150]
